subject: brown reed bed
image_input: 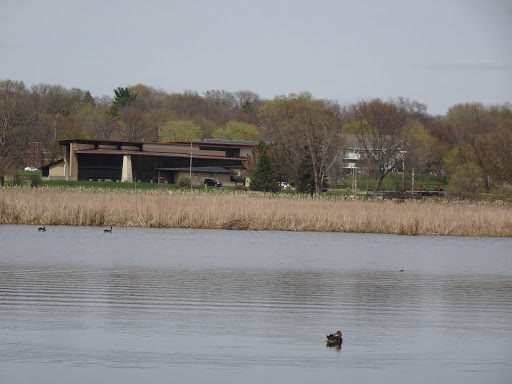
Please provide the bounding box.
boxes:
[1,186,511,237]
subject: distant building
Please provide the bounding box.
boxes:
[40,138,256,186]
[340,134,405,173]
[40,135,403,186]
[341,134,364,171]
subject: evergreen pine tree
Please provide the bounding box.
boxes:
[107,87,138,119]
[249,145,279,192]
[296,154,316,196]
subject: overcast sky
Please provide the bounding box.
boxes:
[1,0,511,115]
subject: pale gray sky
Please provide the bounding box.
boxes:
[1,0,511,115]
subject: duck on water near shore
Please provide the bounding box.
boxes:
[326,330,342,345]
[38,226,46,232]
[104,226,112,233]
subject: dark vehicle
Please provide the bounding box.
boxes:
[204,178,222,187]
[422,189,444,197]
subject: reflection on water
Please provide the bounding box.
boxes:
[1,225,511,383]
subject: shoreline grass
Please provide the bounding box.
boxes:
[1,186,511,237]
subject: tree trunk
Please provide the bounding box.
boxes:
[373,175,383,199]
[313,168,321,196]
[308,145,322,197]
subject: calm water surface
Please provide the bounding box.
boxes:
[1,225,511,383]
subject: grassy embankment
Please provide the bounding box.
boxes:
[1,186,511,237]
[12,170,449,195]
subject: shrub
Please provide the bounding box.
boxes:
[177,175,191,188]
[29,174,42,187]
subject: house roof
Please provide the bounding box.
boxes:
[39,158,64,170]
[192,139,258,146]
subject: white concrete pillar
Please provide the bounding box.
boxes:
[64,144,70,180]
[67,143,79,181]
[121,155,133,182]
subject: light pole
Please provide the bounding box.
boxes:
[189,141,193,189]
[402,156,405,190]
[352,167,357,193]
[411,168,415,197]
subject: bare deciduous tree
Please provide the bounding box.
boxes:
[204,90,236,125]
[0,80,38,185]
[445,103,499,191]
[350,98,409,198]
[120,107,151,142]
[474,108,512,187]
[76,104,112,139]
[30,83,69,115]
[234,90,262,124]
[259,92,345,196]
[167,90,206,120]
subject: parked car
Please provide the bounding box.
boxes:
[204,178,222,187]
[24,167,38,171]
[423,189,444,197]
[278,181,291,190]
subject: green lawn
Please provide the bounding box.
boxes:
[42,180,178,190]
[38,180,240,192]
[10,170,449,196]
[333,172,448,192]
[10,171,183,191]
[17,170,43,176]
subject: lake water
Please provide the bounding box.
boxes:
[1,225,511,384]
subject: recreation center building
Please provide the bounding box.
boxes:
[41,138,257,186]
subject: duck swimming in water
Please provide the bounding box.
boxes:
[38,226,46,232]
[326,330,342,345]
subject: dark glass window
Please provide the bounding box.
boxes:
[77,154,123,181]
[77,153,244,183]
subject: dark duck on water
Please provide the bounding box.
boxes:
[326,330,342,345]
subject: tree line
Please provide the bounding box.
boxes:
[1,79,511,198]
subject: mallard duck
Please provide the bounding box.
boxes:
[38,226,46,232]
[326,330,342,344]
[104,226,112,233]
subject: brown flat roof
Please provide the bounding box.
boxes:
[74,149,244,161]
[57,138,257,148]
[57,138,143,147]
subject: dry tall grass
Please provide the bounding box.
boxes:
[1,186,511,237]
